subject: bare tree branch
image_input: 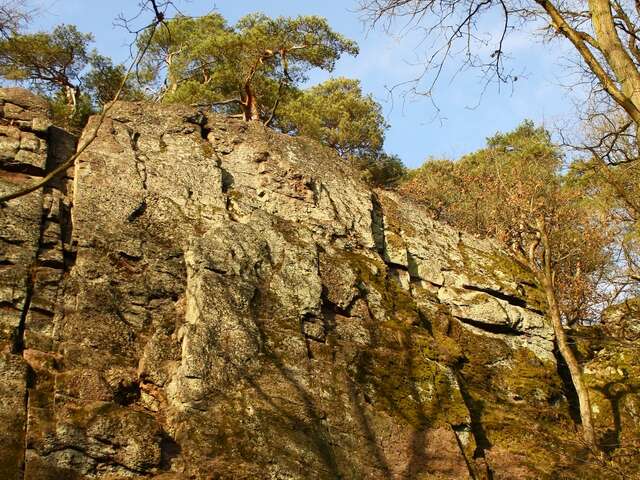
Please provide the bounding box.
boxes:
[263,79,286,127]
[0,2,168,204]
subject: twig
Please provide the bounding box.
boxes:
[264,79,286,127]
[0,14,161,205]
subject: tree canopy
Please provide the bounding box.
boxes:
[401,121,615,446]
[140,13,359,121]
[83,53,143,107]
[0,24,92,108]
[0,22,143,131]
[403,121,611,324]
[279,77,387,159]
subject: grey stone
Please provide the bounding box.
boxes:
[0,90,635,480]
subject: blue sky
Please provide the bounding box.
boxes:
[29,0,577,168]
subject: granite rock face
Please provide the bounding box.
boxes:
[1,89,638,479]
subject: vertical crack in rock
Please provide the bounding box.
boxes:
[370,192,386,255]
[299,175,321,207]
[220,167,235,194]
[320,182,341,222]
[450,424,479,480]
[300,312,318,359]
[16,110,77,480]
[5,205,35,480]
[12,261,33,480]
[554,344,582,425]
[10,268,32,355]
[185,110,208,138]
[0,94,632,479]
[0,98,63,480]
[127,129,148,222]
[453,371,494,480]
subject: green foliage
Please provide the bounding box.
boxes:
[234,13,358,77]
[49,90,93,134]
[0,24,92,93]
[140,13,358,119]
[84,54,144,106]
[0,12,401,187]
[0,23,100,130]
[279,77,387,158]
[277,77,403,186]
[567,157,640,234]
[0,21,146,131]
[355,152,407,188]
[138,13,233,104]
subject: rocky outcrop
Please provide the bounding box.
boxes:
[1,89,638,479]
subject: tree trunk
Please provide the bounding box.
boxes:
[166,70,178,95]
[64,85,78,112]
[535,0,640,125]
[536,221,597,448]
[589,0,640,115]
[165,49,182,95]
[541,275,597,447]
[242,87,261,121]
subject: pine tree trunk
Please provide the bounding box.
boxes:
[166,50,180,95]
[64,85,78,112]
[243,89,261,121]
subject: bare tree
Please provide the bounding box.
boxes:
[562,114,640,309]
[401,123,611,448]
[362,0,640,125]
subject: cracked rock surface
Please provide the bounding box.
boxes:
[1,89,638,479]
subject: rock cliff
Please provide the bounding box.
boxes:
[1,88,638,479]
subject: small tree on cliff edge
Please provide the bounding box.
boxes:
[0,24,92,110]
[139,13,358,122]
[277,77,406,186]
[504,184,606,448]
[279,77,388,159]
[0,24,144,132]
[402,122,611,447]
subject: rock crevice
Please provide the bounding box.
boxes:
[1,90,637,480]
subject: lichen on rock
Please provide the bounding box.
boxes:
[1,89,637,479]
